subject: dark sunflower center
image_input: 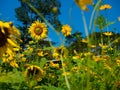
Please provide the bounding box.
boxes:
[34,27,43,35]
[57,48,62,54]
[27,67,40,78]
[0,28,8,47]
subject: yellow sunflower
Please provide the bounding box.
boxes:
[103,32,113,36]
[0,21,20,57]
[61,24,71,37]
[2,50,18,68]
[37,49,48,57]
[29,21,48,40]
[53,46,68,60]
[24,64,44,81]
[75,0,93,11]
[99,4,112,10]
[81,38,88,43]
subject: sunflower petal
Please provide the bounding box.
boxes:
[7,38,19,48]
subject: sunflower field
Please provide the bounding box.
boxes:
[0,0,120,90]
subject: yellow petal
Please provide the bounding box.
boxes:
[7,38,19,47]
[30,66,34,70]
[6,48,13,54]
[13,47,20,51]
[1,29,5,34]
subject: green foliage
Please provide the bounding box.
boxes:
[1,0,120,90]
[95,15,106,30]
[0,69,25,83]
[94,15,115,30]
[39,58,47,69]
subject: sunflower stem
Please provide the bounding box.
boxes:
[61,55,71,90]
[81,11,91,90]
[89,0,102,30]
[81,11,89,41]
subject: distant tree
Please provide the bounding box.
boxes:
[65,32,88,55]
[66,31,120,55]
[15,0,61,46]
[89,32,120,45]
[88,31,120,55]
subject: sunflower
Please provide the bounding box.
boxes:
[37,49,48,57]
[103,32,113,36]
[81,38,88,43]
[29,21,48,40]
[75,0,93,11]
[24,64,44,81]
[0,21,20,57]
[61,24,71,37]
[53,46,68,60]
[99,4,112,10]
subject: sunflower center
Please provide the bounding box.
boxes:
[0,29,8,47]
[56,48,62,54]
[34,27,43,35]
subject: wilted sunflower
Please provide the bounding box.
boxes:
[29,21,48,40]
[0,21,20,57]
[61,24,71,37]
[75,0,93,11]
[53,46,68,60]
[24,64,44,81]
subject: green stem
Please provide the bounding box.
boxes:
[68,1,75,31]
[81,11,92,90]
[108,37,120,48]
[61,55,71,90]
[89,0,102,30]
[81,11,89,40]
[36,40,39,62]
[100,29,103,45]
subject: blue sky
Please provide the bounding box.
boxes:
[0,0,120,45]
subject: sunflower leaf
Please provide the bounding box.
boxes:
[39,58,47,69]
[105,21,115,28]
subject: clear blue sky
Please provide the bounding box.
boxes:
[0,0,120,45]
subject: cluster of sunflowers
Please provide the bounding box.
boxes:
[0,0,120,90]
[0,19,72,83]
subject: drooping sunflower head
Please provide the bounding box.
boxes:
[61,24,71,37]
[75,0,93,11]
[0,21,20,57]
[24,64,44,81]
[29,21,48,40]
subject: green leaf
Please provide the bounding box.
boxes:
[105,21,115,28]
[45,85,64,90]
[0,70,25,83]
[39,58,47,69]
